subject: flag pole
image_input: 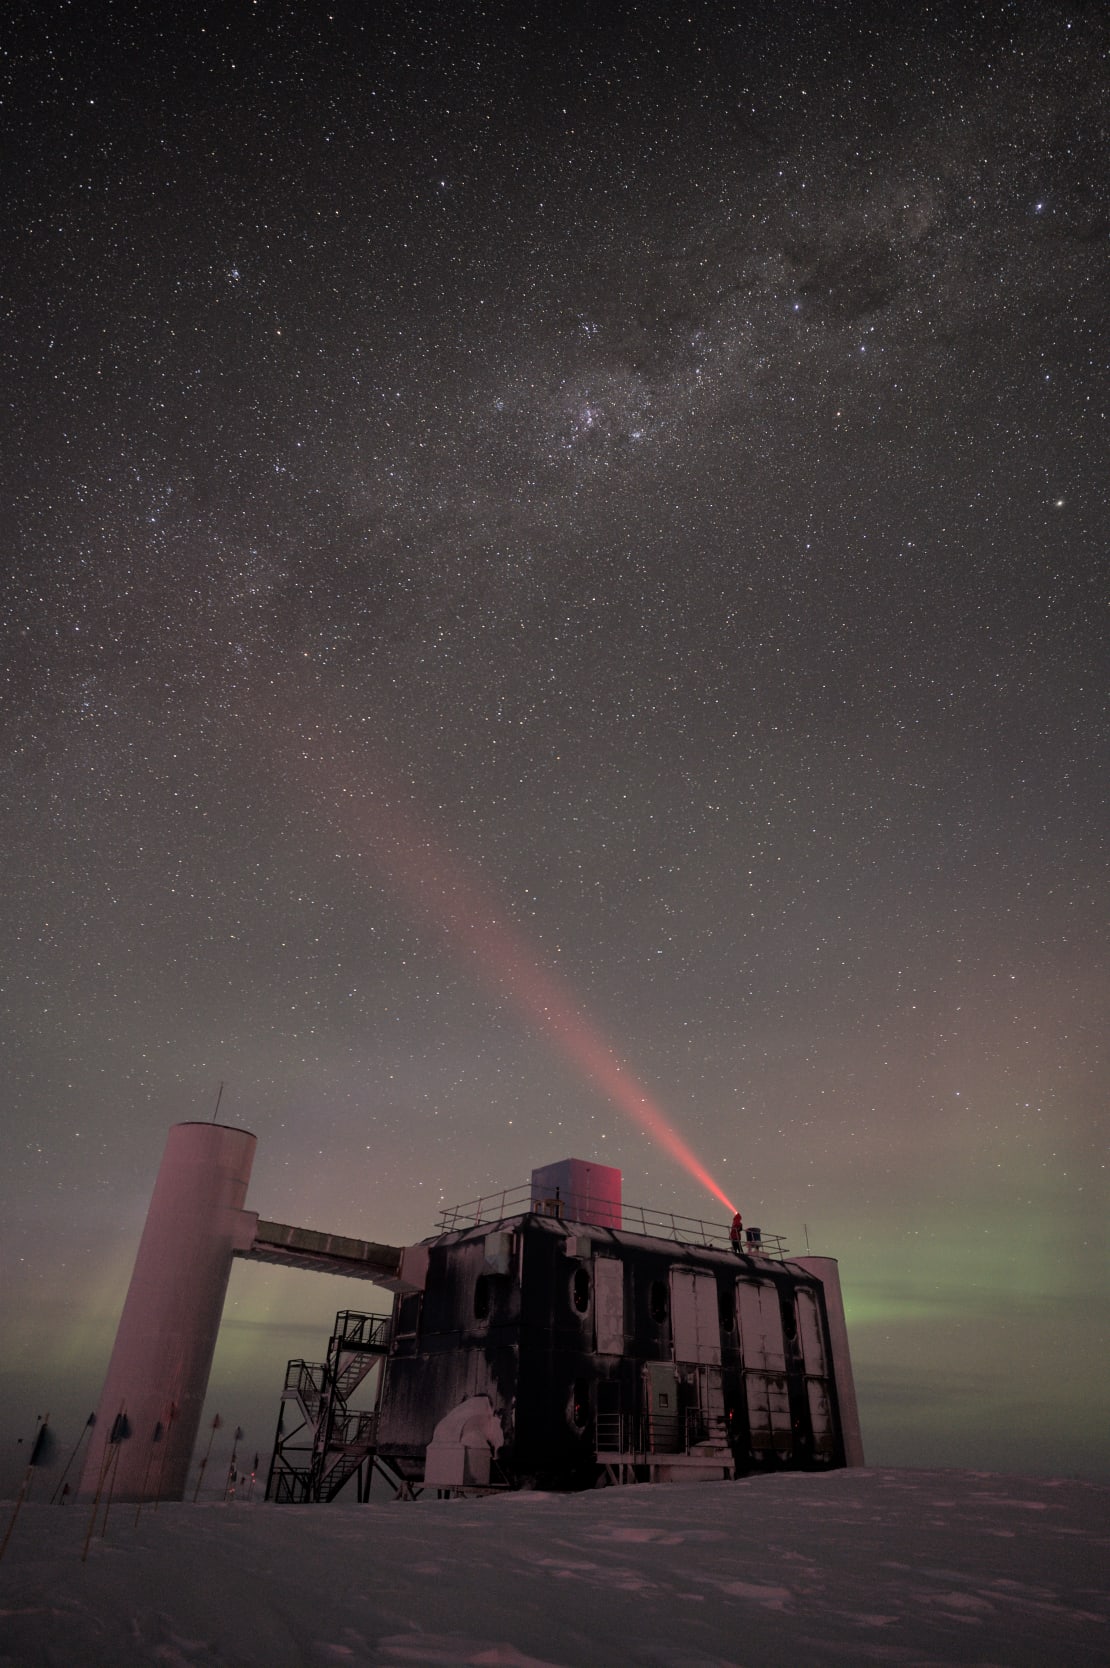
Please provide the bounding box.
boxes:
[134,1414,168,1527]
[224,1426,244,1502]
[0,1416,52,1564]
[82,1405,126,1564]
[192,1413,222,1503]
[151,1400,177,1513]
[50,1412,95,1504]
[98,1409,131,1539]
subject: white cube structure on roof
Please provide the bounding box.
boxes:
[530,1158,622,1229]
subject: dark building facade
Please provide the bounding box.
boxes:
[371,1209,860,1491]
[79,1125,862,1505]
[265,1160,863,1499]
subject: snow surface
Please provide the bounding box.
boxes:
[1,1468,1107,1667]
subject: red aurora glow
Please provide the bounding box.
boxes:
[287,725,737,1217]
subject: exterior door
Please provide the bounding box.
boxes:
[643,1362,681,1452]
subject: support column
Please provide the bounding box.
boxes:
[792,1255,865,1467]
[78,1122,258,1501]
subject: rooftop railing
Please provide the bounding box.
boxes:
[435,1184,787,1259]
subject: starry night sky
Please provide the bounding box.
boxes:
[2,1,1106,1487]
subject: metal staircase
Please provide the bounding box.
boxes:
[266,1309,392,1502]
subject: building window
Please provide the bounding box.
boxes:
[649,1280,668,1324]
[780,1294,798,1341]
[474,1274,491,1320]
[395,1293,421,1339]
[572,1265,591,1313]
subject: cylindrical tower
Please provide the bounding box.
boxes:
[792,1255,865,1466]
[78,1122,257,1501]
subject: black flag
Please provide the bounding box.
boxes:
[29,1421,56,1467]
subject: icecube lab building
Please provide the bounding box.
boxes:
[80,1124,863,1502]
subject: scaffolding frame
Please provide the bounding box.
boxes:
[266,1309,392,1503]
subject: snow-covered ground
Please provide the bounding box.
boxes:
[1,1468,1106,1667]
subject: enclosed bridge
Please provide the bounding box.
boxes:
[79,1126,863,1503]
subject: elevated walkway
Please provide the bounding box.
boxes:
[239,1220,404,1282]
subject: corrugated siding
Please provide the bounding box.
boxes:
[795,1288,827,1374]
[807,1379,835,1458]
[594,1256,624,1355]
[671,1269,721,1364]
[745,1372,793,1456]
[736,1279,785,1371]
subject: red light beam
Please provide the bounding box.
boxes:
[283,721,737,1216]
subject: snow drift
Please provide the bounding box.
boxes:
[1,1467,1106,1667]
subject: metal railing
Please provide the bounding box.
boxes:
[332,1311,392,1352]
[269,1467,314,1504]
[283,1359,328,1413]
[437,1184,534,1230]
[436,1185,787,1258]
[596,1407,729,1458]
[328,1408,378,1452]
[329,1312,392,1401]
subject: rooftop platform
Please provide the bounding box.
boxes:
[435,1184,788,1260]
